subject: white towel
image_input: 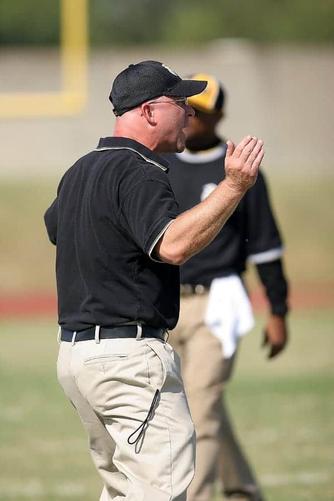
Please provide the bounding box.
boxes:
[204,274,255,358]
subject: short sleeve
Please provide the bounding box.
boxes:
[120,177,179,257]
[44,198,58,245]
[245,170,284,263]
[44,176,65,245]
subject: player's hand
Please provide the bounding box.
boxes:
[225,136,264,193]
[262,314,288,359]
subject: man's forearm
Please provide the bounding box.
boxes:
[157,135,264,265]
[157,180,244,264]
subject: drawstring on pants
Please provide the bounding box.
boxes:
[127,389,160,446]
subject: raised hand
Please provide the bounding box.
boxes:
[225,136,264,193]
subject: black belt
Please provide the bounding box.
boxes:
[60,325,166,342]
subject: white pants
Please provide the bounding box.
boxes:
[57,336,195,500]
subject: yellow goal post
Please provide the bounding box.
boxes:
[0,0,88,118]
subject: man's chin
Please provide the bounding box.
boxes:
[175,134,186,152]
[157,134,185,153]
[175,143,186,153]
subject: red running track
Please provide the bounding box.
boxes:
[0,283,333,319]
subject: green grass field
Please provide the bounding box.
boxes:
[0,174,333,293]
[1,309,333,501]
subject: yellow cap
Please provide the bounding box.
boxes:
[187,73,224,114]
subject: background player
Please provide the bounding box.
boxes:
[167,73,289,501]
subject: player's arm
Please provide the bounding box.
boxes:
[256,259,289,359]
[246,171,289,358]
[156,136,264,264]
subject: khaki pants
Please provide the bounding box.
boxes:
[57,335,195,500]
[170,294,263,501]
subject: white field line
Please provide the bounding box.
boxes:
[262,470,332,487]
[0,480,86,498]
[0,471,332,497]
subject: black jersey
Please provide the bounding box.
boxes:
[166,144,283,286]
[45,137,180,331]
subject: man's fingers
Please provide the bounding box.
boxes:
[262,330,268,347]
[268,344,284,359]
[239,138,264,163]
[249,146,265,175]
[225,140,235,157]
[229,136,265,165]
[246,140,264,165]
[263,329,286,359]
[267,336,287,359]
[225,135,264,192]
[233,135,254,158]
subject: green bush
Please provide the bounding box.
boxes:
[0,0,59,45]
[1,0,334,46]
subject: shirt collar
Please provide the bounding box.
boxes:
[96,137,169,172]
[175,143,227,164]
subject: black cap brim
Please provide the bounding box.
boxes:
[166,79,207,98]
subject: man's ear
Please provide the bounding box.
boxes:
[141,103,157,125]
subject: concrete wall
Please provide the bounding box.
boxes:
[1,41,334,177]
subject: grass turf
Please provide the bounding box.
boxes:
[0,309,333,500]
[0,174,333,293]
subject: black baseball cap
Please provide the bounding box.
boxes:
[110,60,207,116]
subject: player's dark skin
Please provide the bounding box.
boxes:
[184,109,288,359]
[185,109,223,151]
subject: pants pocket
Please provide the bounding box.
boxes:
[144,339,183,392]
[144,339,168,391]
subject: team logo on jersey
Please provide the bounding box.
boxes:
[162,63,179,77]
[201,183,217,201]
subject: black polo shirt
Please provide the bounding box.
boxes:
[44,137,180,331]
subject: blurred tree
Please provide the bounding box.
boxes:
[0,0,334,46]
[90,0,172,45]
[214,0,334,43]
[160,0,226,45]
[0,0,59,45]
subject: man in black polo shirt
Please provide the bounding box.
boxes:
[44,60,265,501]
